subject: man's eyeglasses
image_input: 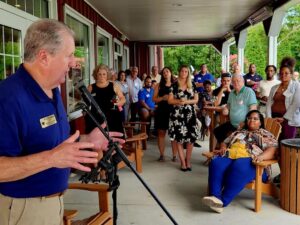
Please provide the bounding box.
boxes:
[247,117,260,121]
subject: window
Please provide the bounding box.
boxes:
[0,0,54,79]
[114,38,123,72]
[96,27,112,67]
[65,5,94,114]
[123,46,129,70]
[0,25,22,80]
[0,0,49,18]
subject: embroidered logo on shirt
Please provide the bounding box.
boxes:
[40,114,57,128]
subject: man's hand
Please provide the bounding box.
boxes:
[49,131,99,172]
[247,80,256,86]
[85,127,125,152]
[261,96,268,102]
[222,107,229,116]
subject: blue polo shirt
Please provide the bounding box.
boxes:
[227,86,257,128]
[0,64,70,198]
[194,73,214,93]
[138,87,155,110]
[243,73,262,90]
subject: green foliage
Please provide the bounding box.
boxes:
[163,45,221,76]
[278,4,300,71]
[244,24,268,78]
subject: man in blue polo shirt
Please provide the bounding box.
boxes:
[194,64,215,93]
[243,63,263,91]
[213,74,257,144]
[0,19,123,225]
[138,76,156,134]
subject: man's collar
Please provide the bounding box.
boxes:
[19,64,57,102]
[234,86,245,94]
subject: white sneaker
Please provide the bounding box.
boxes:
[202,196,224,213]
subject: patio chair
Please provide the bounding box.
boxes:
[202,117,282,212]
[63,183,112,225]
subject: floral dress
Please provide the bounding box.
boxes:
[168,82,200,143]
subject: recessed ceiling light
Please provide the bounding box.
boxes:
[172,3,182,7]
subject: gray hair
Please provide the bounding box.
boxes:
[231,73,244,80]
[24,19,74,62]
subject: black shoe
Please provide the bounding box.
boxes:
[194,142,202,148]
[187,167,192,171]
[180,168,188,172]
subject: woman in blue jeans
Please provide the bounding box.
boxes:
[202,110,278,213]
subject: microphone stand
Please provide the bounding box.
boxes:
[77,103,178,225]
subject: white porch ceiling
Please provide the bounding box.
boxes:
[85,0,284,42]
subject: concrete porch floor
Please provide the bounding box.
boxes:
[64,137,300,225]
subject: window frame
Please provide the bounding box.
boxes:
[113,38,123,71]
[123,45,129,70]
[64,4,95,115]
[96,26,113,69]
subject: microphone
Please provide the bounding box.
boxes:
[74,80,107,126]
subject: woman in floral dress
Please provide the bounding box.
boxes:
[168,65,200,171]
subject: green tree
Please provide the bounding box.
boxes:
[244,24,268,78]
[163,45,221,76]
[278,4,300,71]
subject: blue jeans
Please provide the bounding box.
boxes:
[208,157,267,206]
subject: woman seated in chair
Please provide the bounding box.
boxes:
[202,110,278,213]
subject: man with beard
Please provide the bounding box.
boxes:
[256,65,280,116]
[244,63,263,91]
[138,76,156,135]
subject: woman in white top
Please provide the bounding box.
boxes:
[266,57,300,140]
[116,70,130,122]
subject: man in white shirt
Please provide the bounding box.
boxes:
[150,66,161,84]
[257,65,280,115]
[127,66,143,121]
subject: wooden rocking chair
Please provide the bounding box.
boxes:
[116,122,149,173]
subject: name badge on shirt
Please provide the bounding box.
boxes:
[237,100,243,105]
[40,114,57,128]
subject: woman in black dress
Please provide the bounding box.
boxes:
[153,67,178,162]
[168,65,200,171]
[85,64,125,135]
